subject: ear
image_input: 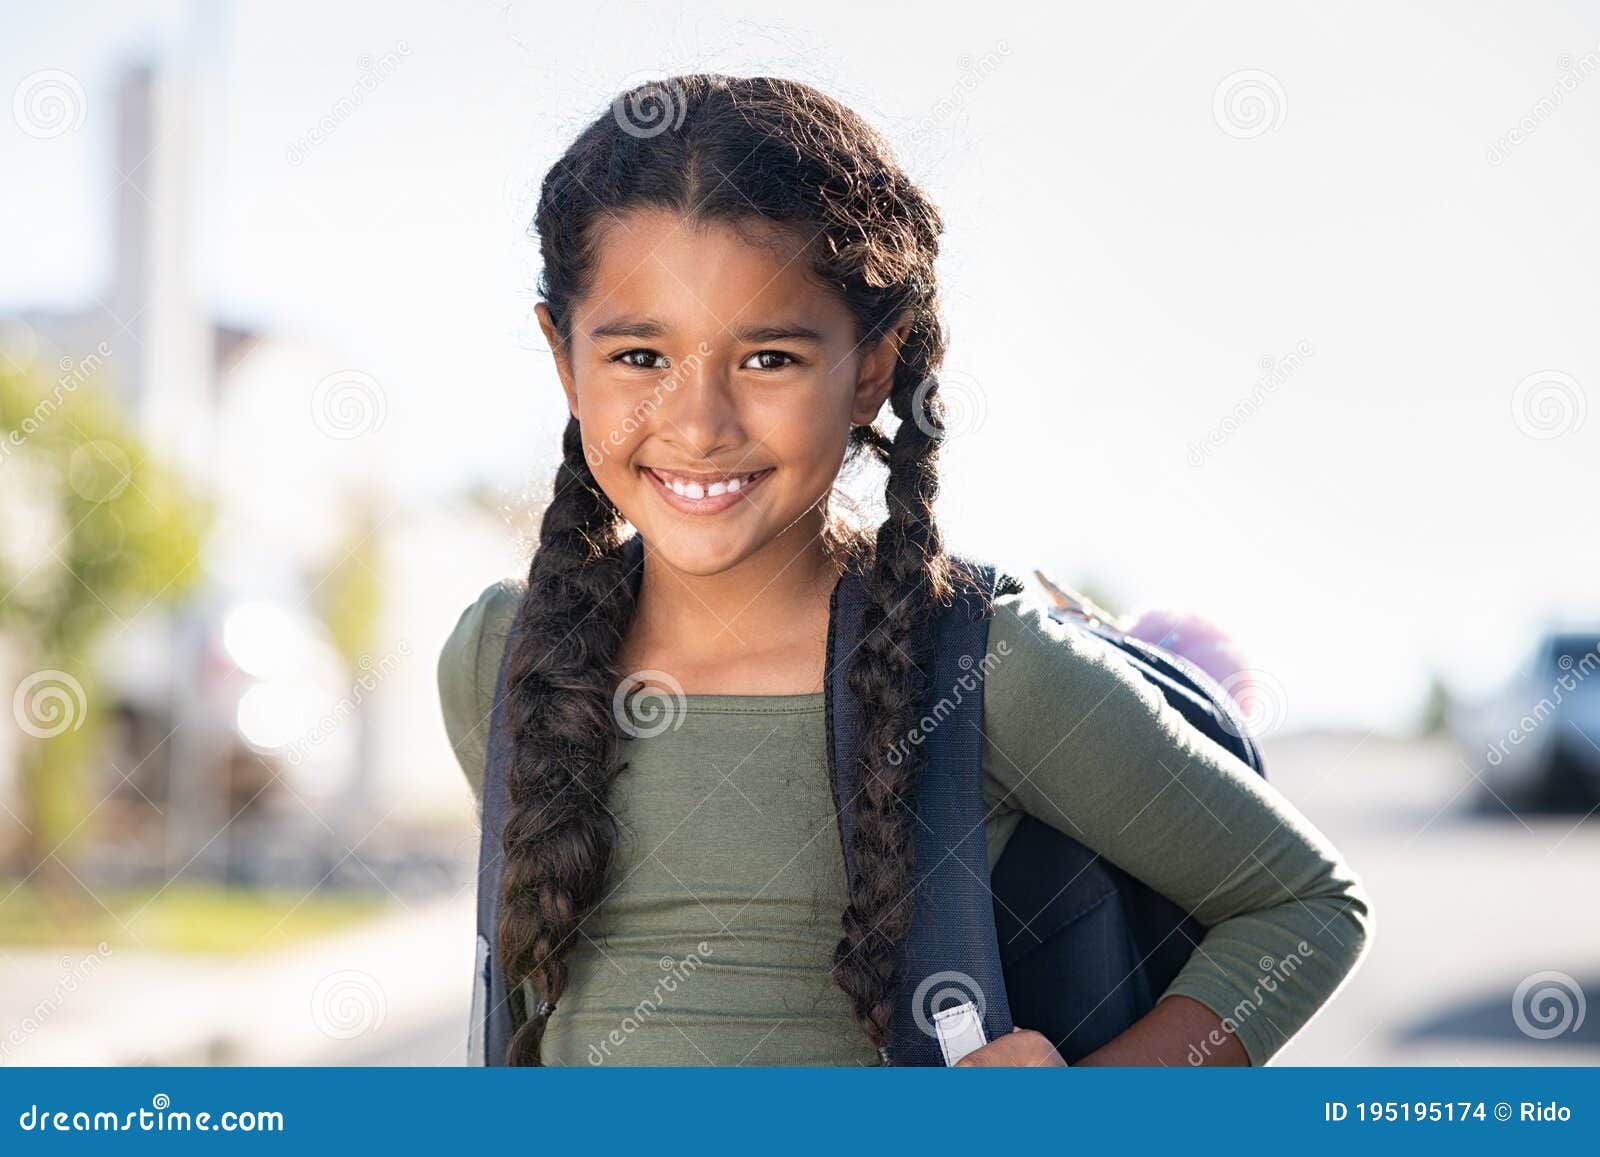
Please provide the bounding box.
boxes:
[535,302,580,419]
[849,312,913,426]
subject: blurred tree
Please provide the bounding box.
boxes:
[313,491,384,668]
[0,353,206,903]
[1416,671,1455,738]
[307,491,387,811]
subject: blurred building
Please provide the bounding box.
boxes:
[3,59,512,893]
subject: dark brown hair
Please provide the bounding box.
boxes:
[499,74,952,1064]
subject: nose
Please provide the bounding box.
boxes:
[659,349,742,461]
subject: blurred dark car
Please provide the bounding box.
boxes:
[1454,631,1600,812]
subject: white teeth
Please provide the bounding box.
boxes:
[656,469,761,500]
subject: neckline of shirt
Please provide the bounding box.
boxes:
[655,691,826,714]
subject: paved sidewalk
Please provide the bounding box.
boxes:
[0,891,476,1066]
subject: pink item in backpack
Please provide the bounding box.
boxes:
[1125,607,1254,708]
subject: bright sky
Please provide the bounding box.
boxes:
[4,0,1598,732]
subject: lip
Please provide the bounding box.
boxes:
[642,465,773,515]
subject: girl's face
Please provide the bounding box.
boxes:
[537,207,905,578]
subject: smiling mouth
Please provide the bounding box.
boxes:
[642,465,773,513]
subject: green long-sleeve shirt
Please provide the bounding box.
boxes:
[438,578,1371,1066]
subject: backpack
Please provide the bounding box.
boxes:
[469,536,1266,1065]
[985,576,1266,1062]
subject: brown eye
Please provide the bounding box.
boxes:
[614,349,670,370]
[741,350,796,371]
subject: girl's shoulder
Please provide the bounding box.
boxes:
[981,586,1177,746]
[986,587,1155,691]
[437,577,525,793]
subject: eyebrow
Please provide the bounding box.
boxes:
[586,317,826,345]
[588,318,667,341]
[732,323,825,345]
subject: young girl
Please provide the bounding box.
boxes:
[438,74,1371,1067]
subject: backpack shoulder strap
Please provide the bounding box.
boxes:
[825,554,1015,1064]
[470,597,523,1066]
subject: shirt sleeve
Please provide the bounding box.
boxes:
[980,591,1373,1064]
[436,578,523,811]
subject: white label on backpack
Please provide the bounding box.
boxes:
[467,933,489,1066]
[933,1000,988,1065]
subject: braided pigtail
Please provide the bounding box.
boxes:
[829,354,953,1055]
[497,417,636,1065]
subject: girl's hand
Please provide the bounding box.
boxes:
[952,1027,1067,1067]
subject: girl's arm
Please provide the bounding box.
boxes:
[437,578,524,808]
[975,593,1374,1066]
[955,995,1247,1066]
[1077,994,1250,1065]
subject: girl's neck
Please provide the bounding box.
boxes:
[622,509,843,693]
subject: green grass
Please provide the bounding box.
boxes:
[0,881,390,954]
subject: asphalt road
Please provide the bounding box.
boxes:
[1270,732,1598,1065]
